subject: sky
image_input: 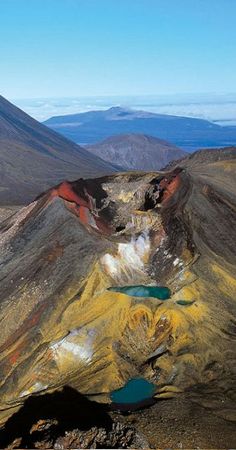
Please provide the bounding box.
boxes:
[1,0,236,100]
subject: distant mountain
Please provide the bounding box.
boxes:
[0,96,117,205]
[85,133,187,171]
[44,106,236,151]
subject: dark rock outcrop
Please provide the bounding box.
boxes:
[0,387,149,449]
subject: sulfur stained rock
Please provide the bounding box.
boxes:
[0,149,236,427]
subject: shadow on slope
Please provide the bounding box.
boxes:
[0,386,112,448]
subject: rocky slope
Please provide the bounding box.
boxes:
[0,147,236,446]
[44,106,236,150]
[0,96,117,205]
[85,133,187,171]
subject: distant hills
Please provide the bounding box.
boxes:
[85,133,187,171]
[0,96,117,205]
[44,106,236,150]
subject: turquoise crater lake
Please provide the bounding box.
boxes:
[111,378,156,405]
[108,285,171,300]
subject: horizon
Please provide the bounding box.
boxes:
[11,93,236,125]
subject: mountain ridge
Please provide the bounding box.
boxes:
[0,95,117,205]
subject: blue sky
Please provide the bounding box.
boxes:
[1,0,236,99]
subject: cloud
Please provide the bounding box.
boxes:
[14,95,236,124]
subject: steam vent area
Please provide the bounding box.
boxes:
[0,148,236,448]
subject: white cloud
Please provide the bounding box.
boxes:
[13,94,236,124]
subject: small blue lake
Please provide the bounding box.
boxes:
[107,285,171,300]
[110,378,156,405]
[176,299,195,306]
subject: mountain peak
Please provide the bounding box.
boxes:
[107,106,128,112]
[86,133,187,171]
[107,106,132,114]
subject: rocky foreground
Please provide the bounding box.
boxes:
[0,147,236,447]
